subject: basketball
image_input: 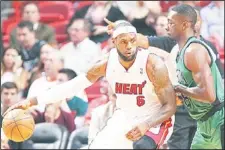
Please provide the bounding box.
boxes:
[2,109,35,142]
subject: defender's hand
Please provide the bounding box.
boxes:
[104,18,115,35]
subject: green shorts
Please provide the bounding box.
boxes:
[191,107,224,149]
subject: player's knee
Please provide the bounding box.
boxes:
[133,135,157,149]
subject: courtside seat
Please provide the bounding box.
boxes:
[66,128,88,149]
[19,123,69,149]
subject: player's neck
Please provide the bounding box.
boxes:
[177,31,195,51]
[119,58,136,71]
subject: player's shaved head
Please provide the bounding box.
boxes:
[171,4,197,28]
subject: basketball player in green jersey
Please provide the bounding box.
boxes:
[166,4,224,149]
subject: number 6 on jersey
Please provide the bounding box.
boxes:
[137,96,145,107]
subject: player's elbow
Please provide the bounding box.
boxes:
[205,90,216,103]
[168,103,176,117]
[163,102,176,118]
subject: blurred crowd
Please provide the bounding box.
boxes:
[1,1,224,149]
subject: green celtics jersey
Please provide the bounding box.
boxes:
[176,36,224,120]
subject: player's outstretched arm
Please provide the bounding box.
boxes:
[145,54,177,128]
[174,43,216,103]
[4,55,109,116]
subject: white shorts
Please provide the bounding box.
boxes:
[87,109,174,149]
[88,109,133,149]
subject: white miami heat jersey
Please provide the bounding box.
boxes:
[106,48,162,125]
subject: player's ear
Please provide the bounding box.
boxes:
[182,21,189,30]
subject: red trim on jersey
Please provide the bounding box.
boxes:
[145,118,172,149]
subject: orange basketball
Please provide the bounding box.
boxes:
[2,109,35,142]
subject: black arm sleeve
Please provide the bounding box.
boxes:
[147,36,177,53]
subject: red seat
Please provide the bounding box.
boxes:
[160,1,178,12]
[38,2,73,21]
[56,34,68,44]
[40,13,65,23]
[3,35,10,49]
[219,48,224,58]
[5,22,18,35]
[2,17,20,35]
[50,20,69,35]
[49,21,69,44]
[196,1,211,7]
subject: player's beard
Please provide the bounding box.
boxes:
[117,48,138,62]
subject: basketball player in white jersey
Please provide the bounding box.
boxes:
[5,21,176,149]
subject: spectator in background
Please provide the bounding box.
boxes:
[155,15,168,36]
[57,68,88,129]
[71,1,126,43]
[29,45,54,85]
[125,1,156,36]
[23,45,55,98]
[1,82,21,150]
[10,2,57,50]
[32,102,76,133]
[16,21,54,71]
[1,82,20,116]
[200,1,224,46]
[27,50,63,113]
[60,18,102,74]
[1,48,30,95]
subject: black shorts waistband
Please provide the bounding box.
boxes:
[199,101,224,122]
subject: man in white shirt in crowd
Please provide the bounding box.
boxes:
[60,18,102,74]
[27,50,64,113]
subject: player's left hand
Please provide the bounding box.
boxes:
[126,122,149,141]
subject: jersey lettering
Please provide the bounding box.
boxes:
[115,81,146,95]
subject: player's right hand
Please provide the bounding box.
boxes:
[3,100,31,117]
